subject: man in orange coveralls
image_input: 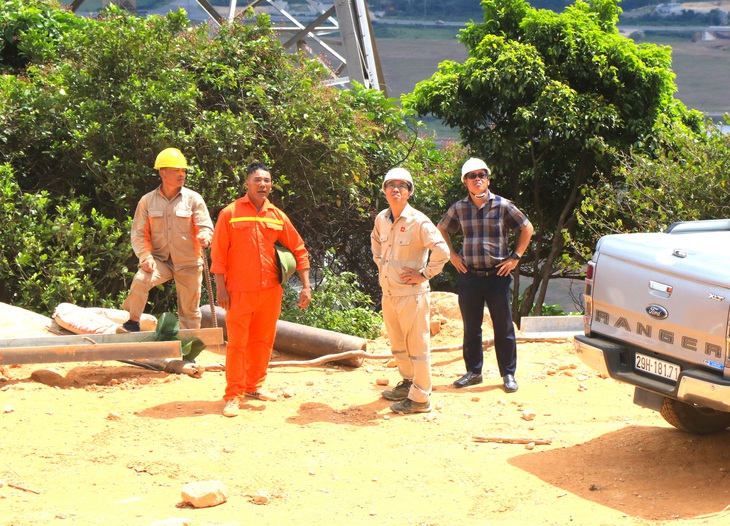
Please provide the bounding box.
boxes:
[211,162,312,418]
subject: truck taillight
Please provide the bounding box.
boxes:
[583,261,595,334]
[584,261,595,298]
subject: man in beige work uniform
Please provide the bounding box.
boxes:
[121,148,214,331]
[371,168,450,414]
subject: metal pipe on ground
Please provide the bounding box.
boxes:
[201,306,369,368]
[274,320,368,368]
[0,340,181,365]
[201,305,228,339]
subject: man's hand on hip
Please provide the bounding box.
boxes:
[400,266,427,285]
[496,258,519,276]
[450,254,467,273]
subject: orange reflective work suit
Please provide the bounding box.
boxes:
[210,194,309,401]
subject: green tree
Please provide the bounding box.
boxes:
[0,163,131,312]
[0,0,460,315]
[404,0,704,319]
[579,120,730,239]
[0,0,89,73]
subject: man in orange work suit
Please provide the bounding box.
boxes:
[211,162,312,418]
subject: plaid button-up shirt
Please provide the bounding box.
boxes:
[438,192,529,269]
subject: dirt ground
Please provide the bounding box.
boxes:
[2,294,730,526]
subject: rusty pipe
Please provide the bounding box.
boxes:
[201,306,369,367]
[273,319,368,368]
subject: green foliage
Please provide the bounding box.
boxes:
[0,0,90,73]
[0,0,453,320]
[578,120,730,241]
[1,4,201,217]
[404,0,705,318]
[0,163,131,314]
[280,260,383,340]
[518,290,580,316]
[533,303,567,316]
[147,311,206,362]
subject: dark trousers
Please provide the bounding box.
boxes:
[457,271,517,377]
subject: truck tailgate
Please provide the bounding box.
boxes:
[589,232,730,372]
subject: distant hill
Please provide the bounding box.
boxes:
[365,0,660,19]
[91,0,661,18]
[69,0,728,25]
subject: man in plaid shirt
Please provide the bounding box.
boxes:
[437,158,533,393]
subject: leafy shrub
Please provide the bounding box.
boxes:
[0,164,131,314]
[280,261,383,340]
[0,0,90,73]
[0,1,462,323]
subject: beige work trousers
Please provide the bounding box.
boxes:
[382,292,431,403]
[122,258,203,329]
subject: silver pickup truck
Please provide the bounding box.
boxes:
[574,219,730,434]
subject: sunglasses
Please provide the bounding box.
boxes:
[385,182,410,191]
[466,172,488,180]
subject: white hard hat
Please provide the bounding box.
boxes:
[382,167,414,193]
[461,158,491,181]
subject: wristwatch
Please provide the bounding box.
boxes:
[510,252,521,260]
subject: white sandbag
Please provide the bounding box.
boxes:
[0,302,57,338]
[87,307,157,332]
[52,303,122,335]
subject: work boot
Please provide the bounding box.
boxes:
[223,399,240,418]
[122,320,140,332]
[381,379,412,401]
[390,398,431,414]
[244,390,277,402]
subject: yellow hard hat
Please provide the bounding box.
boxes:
[154,148,188,170]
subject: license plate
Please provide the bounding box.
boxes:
[635,353,680,382]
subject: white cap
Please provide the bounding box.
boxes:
[461,158,491,181]
[382,167,414,193]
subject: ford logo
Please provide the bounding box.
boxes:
[646,304,669,319]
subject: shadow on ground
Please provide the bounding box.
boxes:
[510,425,730,521]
